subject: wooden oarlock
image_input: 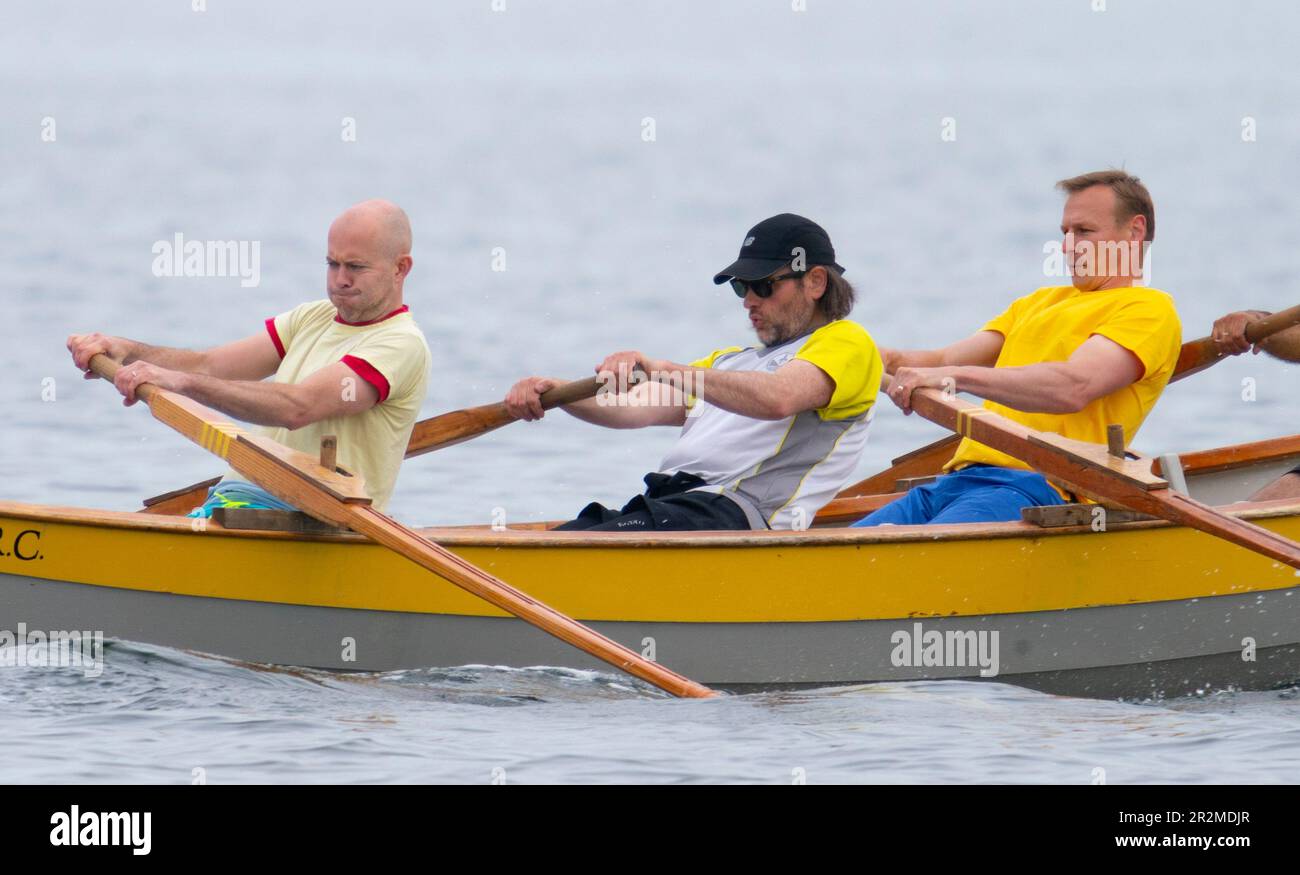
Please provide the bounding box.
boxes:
[1106,424,1126,460]
[319,435,338,472]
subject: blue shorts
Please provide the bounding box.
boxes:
[851,464,1066,526]
[186,481,298,518]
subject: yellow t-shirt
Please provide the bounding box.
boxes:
[224,299,431,511]
[945,285,1182,480]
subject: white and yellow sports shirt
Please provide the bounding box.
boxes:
[221,299,431,511]
[658,319,882,530]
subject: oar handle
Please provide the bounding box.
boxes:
[1245,303,1300,342]
[87,353,162,403]
[538,375,603,409]
[1172,302,1300,383]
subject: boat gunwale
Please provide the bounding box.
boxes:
[2,496,1299,550]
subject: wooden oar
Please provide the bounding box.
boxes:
[405,376,602,458]
[830,302,1300,502]
[883,373,1300,570]
[1170,302,1300,382]
[90,355,716,699]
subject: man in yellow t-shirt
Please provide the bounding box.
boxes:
[505,213,883,531]
[67,199,431,513]
[854,170,1182,526]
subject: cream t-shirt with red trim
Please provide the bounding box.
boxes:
[221,298,431,511]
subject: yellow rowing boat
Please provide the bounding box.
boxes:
[2,434,1298,698]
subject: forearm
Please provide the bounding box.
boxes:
[179,372,308,429]
[125,340,209,373]
[1261,325,1300,363]
[556,379,685,428]
[883,348,946,373]
[560,395,672,428]
[951,363,1091,414]
[660,364,792,420]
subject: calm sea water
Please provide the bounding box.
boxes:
[1,0,1298,783]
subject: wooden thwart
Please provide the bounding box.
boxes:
[1022,504,1154,529]
[212,507,346,534]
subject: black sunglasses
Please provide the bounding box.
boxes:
[730,271,805,299]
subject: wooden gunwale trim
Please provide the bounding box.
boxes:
[835,434,959,497]
[1156,434,1300,478]
[141,476,221,508]
[3,497,1299,550]
[812,492,903,524]
[840,435,1300,500]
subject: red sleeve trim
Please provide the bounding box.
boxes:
[265,317,286,358]
[341,355,391,403]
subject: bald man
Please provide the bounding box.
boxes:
[68,199,431,514]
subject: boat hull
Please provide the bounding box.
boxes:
[3,499,1300,699]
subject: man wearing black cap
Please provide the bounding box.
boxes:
[504,213,883,531]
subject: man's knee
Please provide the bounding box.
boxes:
[929,488,1040,524]
[852,488,932,527]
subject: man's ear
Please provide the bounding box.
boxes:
[805,266,828,301]
[396,254,414,279]
[1128,214,1147,243]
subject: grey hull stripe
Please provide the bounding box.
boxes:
[8,570,1300,698]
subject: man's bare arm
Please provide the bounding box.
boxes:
[1262,326,1300,362]
[1212,310,1300,363]
[563,380,690,428]
[890,334,1142,415]
[505,376,687,428]
[114,360,378,429]
[672,358,834,420]
[68,331,281,381]
[587,350,837,422]
[882,331,1004,373]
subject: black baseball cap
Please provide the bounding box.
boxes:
[713,213,845,284]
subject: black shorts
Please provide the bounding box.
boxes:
[555,472,751,532]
